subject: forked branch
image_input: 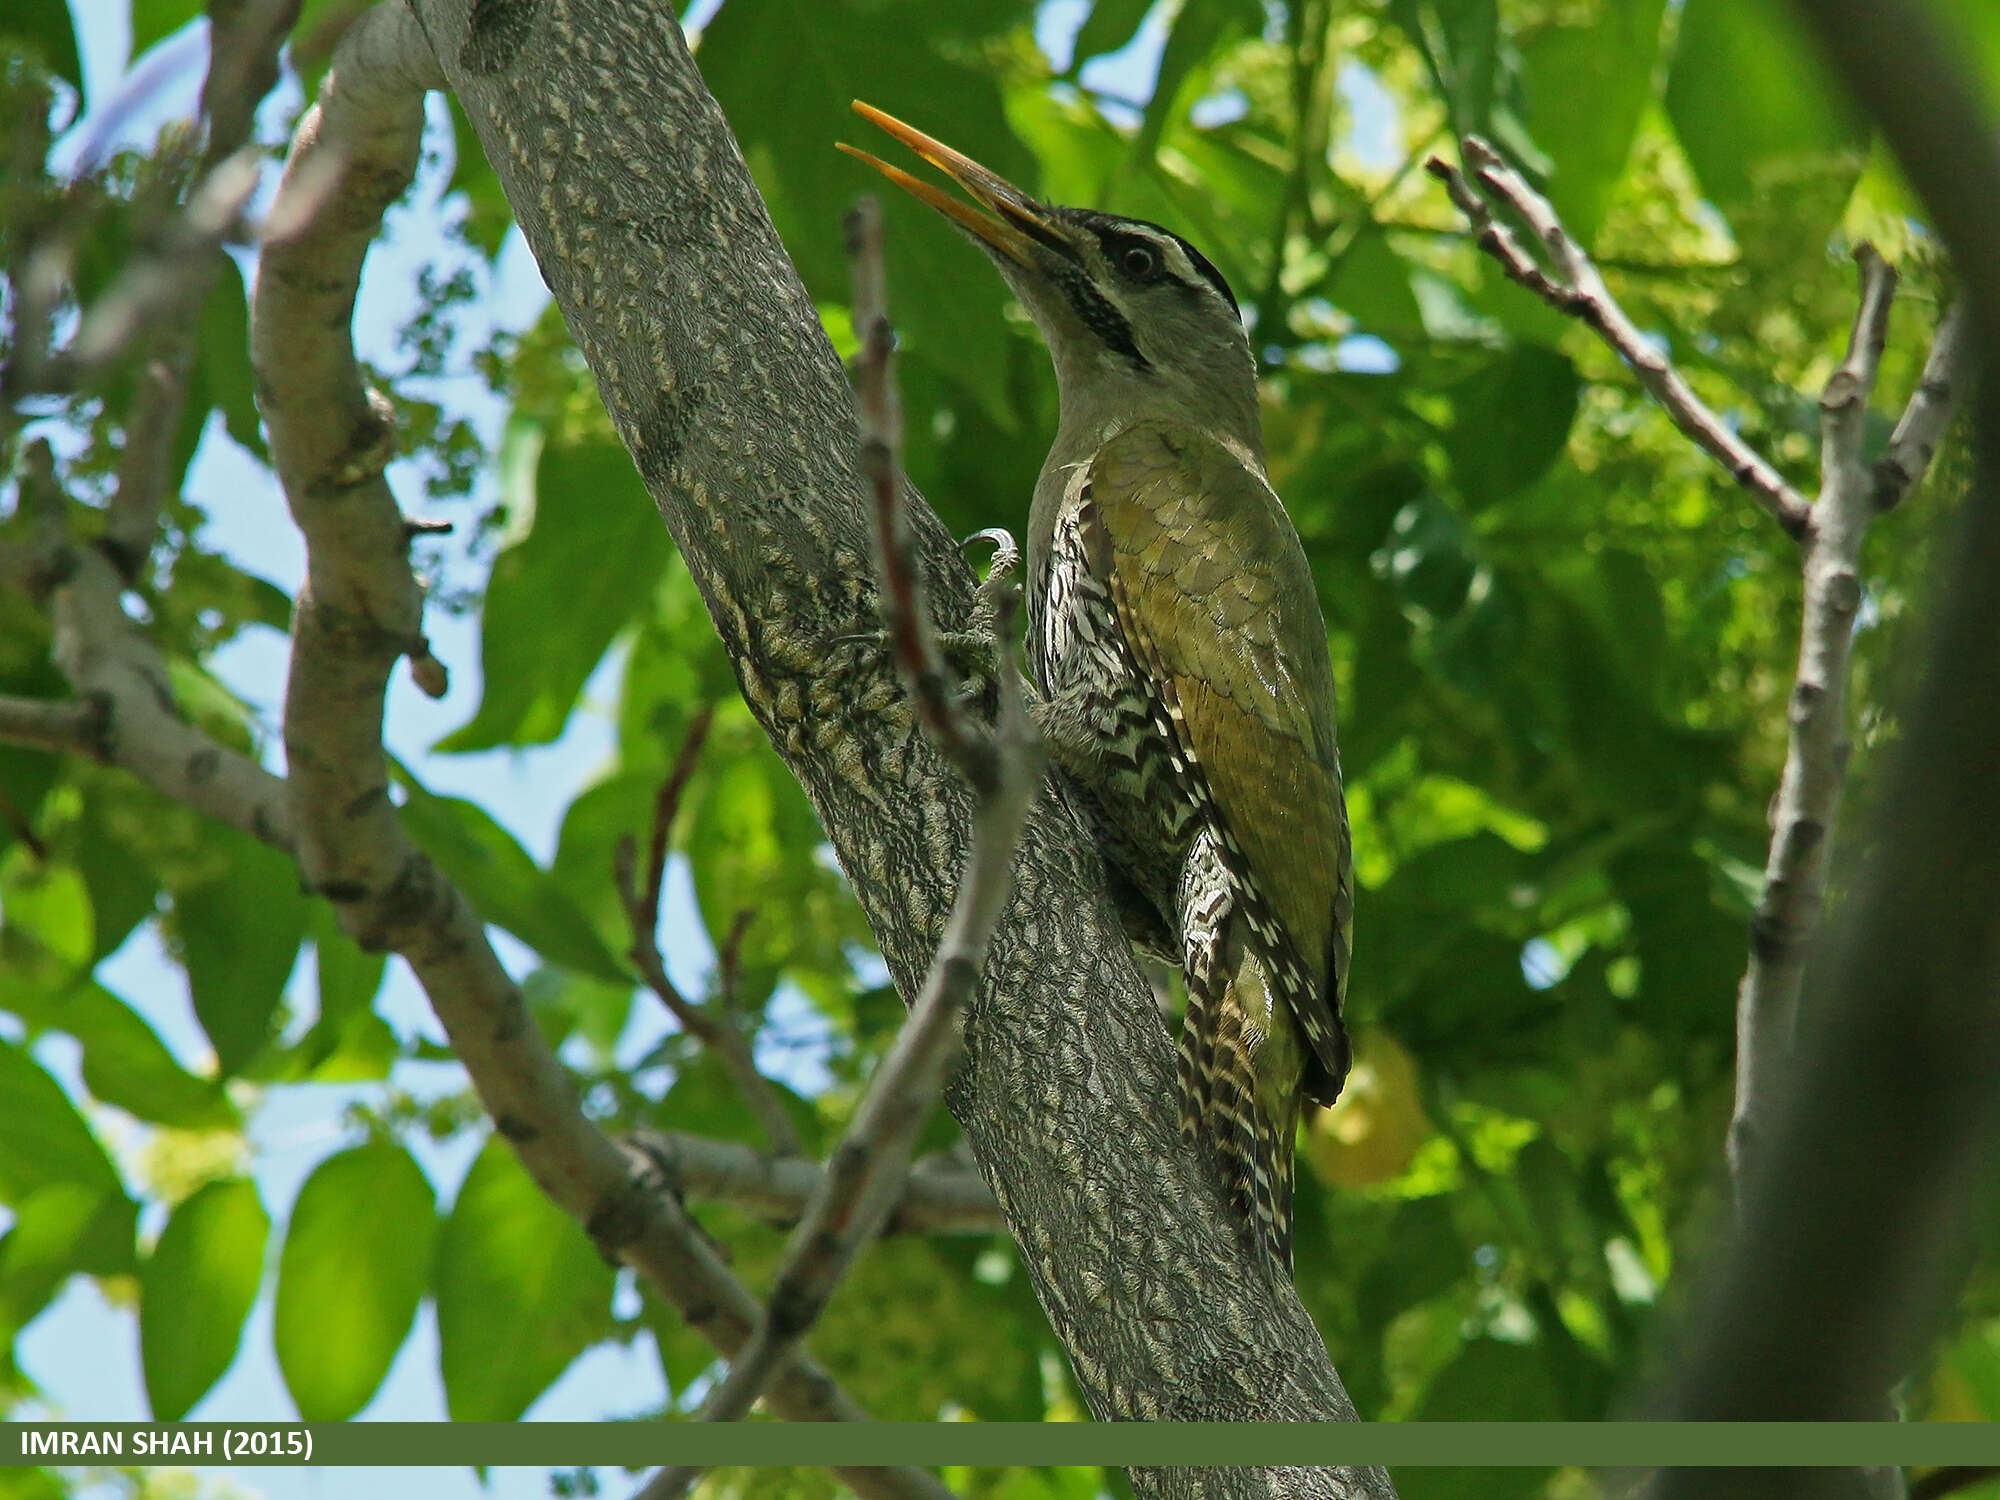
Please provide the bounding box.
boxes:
[1428,137,1971,1200]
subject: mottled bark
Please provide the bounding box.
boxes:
[412,0,1384,1486]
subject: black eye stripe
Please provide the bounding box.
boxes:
[1083,216,1240,314]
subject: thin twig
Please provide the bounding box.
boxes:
[644,704,714,924]
[636,200,1042,1500]
[613,707,802,1157]
[1875,299,1973,511]
[1426,136,1814,539]
[848,196,997,794]
[625,1128,1003,1236]
[1728,244,1904,1195]
[715,906,756,1015]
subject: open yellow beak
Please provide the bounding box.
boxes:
[837,101,1054,267]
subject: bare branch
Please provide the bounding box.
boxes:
[96,0,294,569]
[637,198,1045,1493]
[1728,244,1899,1194]
[626,1129,1004,1236]
[1649,0,2000,1450]
[0,694,106,759]
[250,16,942,1497]
[614,705,803,1157]
[849,197,998,794]
[1426,137,1814,539]
[1875,299,1973,511]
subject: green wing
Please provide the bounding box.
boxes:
[1082,420,1352,1088]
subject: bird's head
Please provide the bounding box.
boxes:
[841,102,1262,458]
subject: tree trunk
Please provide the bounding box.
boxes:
[412,0,1390,1491]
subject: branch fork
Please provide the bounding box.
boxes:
[1428,135,1972,1197]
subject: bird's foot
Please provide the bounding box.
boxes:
[932,528,1023,700]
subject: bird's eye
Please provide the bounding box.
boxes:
[1118,243,1159,279]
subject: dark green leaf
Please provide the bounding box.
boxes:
[1135,0,1260,161]
[1389,0,1500,141]
[1070,0,1153,71]
[390,761,630,984]
[1516,0,1667,246]
[1328,232,1425,341]
[173,828,308,1075]
[698,0,1026,424]
[1,0,83,95]
[448,96,513,257]
[129,0,204,59]
[76,793,162,963]
[1443,346,1579,509]
[140,1178,269,1420]
[275,1142,437,1420]
[312,902,386,1031]
[1664,0,1866,209]
[198,253,266,459]
[434,1139,615,1421]
[438,427,668,751]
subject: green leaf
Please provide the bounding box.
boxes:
[1329,231,1426,341]
[275,1142,437,1420]
[1389,0,1500,142]
[76,793,161,963]
[140,1178,269,1420]
[698,0,1027,425]
[198,254,266,459]
[0,1039,121,1205]
[129,0,204,59]
[448,96,513,257]
[1664,0,1866,209]
[390,761,630,984]
[1517,0,1667,245]
[0,1183,136,1338]
[1,847,92,973]
[311,902,385,1031]
[434,1139,615,1421]
[173,828,308,1075]
[438,429,668,751]
[1070,0,1154,70]
[1443,346,1579,510]
[1,0,83,96]
[1135,0,1260,162]
[64,984,236,1131]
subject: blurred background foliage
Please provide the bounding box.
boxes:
[3,0,1999,1489]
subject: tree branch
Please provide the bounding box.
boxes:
[1426,136,1814,539]
[625,1129,1002,1237]
[249,14,944,1496]
[644,201,1044,1481]
[1876,299,1974,512]
[1647,0,2000,1452]
[0,693,106,759]
[1430,132,1970,1207]
[615,704,804,1157]
[1729,245,1907,1195]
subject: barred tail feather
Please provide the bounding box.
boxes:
[1199,954,1300,1271]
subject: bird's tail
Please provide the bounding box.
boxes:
[1179,943,1301,1273]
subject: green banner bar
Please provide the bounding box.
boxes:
[5,1423,1999,1468]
